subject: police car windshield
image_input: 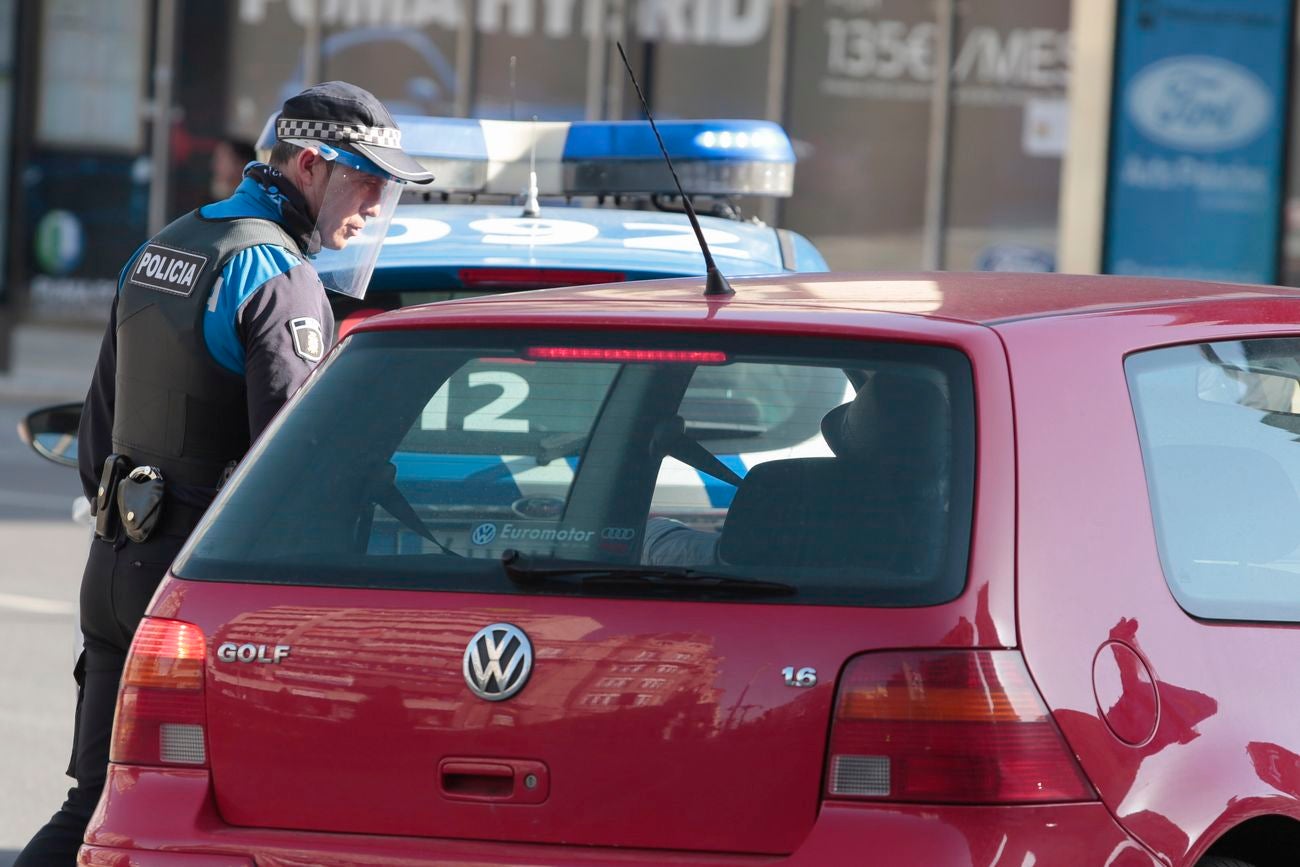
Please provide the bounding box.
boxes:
[176,329,975,607]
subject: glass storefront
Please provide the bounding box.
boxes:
[0,0,13,303]
[229,1,461,133]
[784,0,935,270]
[224,0,1072,274]
[945,0,1069,272]
[13,0,1078,321]
[22,0,150,320]
[19,0,1300,323]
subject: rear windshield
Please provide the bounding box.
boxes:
[178,329,975,606]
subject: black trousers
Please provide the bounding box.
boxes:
[16,531,187,866]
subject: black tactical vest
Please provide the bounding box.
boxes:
[112,213,303,489]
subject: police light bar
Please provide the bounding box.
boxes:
[256,115,796,197]
[561,119,795,198]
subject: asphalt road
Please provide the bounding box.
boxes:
[0,396,89,862]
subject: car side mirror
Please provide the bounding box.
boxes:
[17,402,83,469]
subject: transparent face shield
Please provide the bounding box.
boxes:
[305,144,402,300]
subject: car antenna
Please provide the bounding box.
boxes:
[521,114,541,218]
[616,41,733,298]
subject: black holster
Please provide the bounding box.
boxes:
[116,467,165,544]
[93,454,131,541]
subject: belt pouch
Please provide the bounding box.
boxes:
[94,454,131,541]
[117,468,165,544]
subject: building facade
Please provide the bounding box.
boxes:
[0,0,1078,327]
[6,0,1296,335]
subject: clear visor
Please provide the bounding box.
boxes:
[306,145,402,300]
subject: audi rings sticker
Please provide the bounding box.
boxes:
[599,525,637,553]
[128,244,209,296]
[471,523,498,545]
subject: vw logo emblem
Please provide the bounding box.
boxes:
[471,522,497,545]
[463,623,533,701]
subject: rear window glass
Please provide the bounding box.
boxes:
[1128,338,1300,621]
[178,330,975,606]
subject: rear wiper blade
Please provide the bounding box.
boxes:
[500,549,796,596]
[583,572,797,596]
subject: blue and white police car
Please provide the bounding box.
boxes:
[263,115,844,545]
[254,116,829,324]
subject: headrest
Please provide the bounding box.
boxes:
[717,458,865,569]
[821,371,949,462]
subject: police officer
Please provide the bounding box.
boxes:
[16,81,433,865]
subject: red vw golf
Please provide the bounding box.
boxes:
[78,272,1300,866]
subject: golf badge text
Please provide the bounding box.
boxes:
[217,642,292,664]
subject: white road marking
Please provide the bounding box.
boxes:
[0,593,76,616]
[0,489,78,510]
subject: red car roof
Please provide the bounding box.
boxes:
[356,271,1300,332]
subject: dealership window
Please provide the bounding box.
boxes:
[0,0,14,298]
[637,0,775,120]
[227,2,310,139]
[208,0,1074,282]
[1128,338,1300,622]
[318,22,460,118]
[23,0,151,321]
[781,0,935,270]
[36,0,148,151]
[473,29,591,120]
[779,0,1070,271]
[942,0,1069,272]
[1283,14,1300,286]
[226,2,459,140]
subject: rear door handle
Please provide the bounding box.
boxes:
[439,757,549,804]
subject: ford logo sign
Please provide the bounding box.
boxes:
[1126,56,1272,152]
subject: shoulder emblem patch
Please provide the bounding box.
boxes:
[127,244,209,296]
[289,316,325,363]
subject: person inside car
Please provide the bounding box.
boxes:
[642,370,950,571]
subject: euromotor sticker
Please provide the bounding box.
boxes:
[471,522,597,546]
[1104,0,1292,284]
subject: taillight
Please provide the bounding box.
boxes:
[825,650,1095,804]
[110,617,208,767]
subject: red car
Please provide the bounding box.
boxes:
[77,272,1300,866]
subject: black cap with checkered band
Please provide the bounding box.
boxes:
[275,81,434,184]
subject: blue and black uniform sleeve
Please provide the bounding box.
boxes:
[237,260,333,438]
[203,244,334,440]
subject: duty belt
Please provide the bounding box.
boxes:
[94,454,215,544]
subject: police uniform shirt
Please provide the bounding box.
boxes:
[77,168,335,503]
